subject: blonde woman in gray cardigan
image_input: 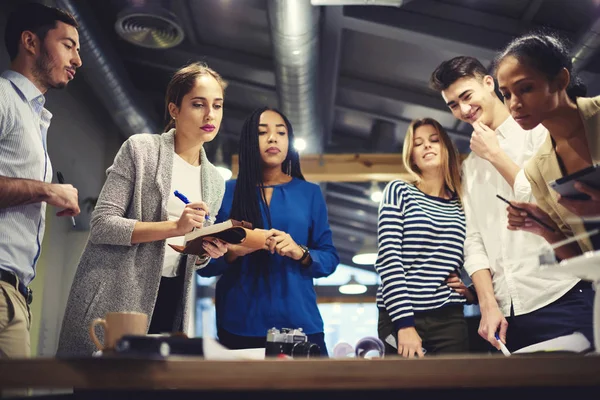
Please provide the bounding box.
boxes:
[57,63,230,356]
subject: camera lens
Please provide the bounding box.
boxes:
[292,342,321,358]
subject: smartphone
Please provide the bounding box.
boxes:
[548,164,600,200]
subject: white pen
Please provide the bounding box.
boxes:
[495,333,511,357]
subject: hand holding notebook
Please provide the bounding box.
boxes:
[169,219,267,256]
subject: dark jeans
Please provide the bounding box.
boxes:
[585,221,600,250]
[217,327,329,357]
[505,281,594,352]
[148,273,185,334]
[378,305,469,356]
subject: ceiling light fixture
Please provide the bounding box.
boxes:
[115,7,185,49]
[339,275,367,295]
[352,241,378,265]
[294,138,307,152]
[369,181,383,203]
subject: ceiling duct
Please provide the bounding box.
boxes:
[267,0,322,153]
[311,0,410,6]
[572,16,600,72]
[115,0,185,49]
[54,0,159,136]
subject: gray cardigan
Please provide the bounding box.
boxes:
[57,130,225,356]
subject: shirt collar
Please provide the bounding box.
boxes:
[1,70,45,105]
[494,115,521,139]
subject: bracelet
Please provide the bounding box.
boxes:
[195,254,210,266]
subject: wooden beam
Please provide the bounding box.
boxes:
[231,153,468,182]
[232,153,412,182]
[317,296,376,304]
[198,286,378,302]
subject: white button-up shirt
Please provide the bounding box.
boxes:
[462,116,579,317]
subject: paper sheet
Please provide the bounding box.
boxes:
[201,310,265,360]
[513,332,591,354]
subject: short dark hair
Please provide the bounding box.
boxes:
[4,2,78,61]
[494,32,587,102]
[429,56,488,92]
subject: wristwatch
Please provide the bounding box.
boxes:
[195,254,210,265]
[298,244,311,264]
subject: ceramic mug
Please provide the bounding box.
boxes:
[89,311,148,351]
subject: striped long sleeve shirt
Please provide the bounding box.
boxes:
[375,180,466,331]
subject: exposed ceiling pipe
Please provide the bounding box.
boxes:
[572,16,600,72]
[54,0,159,137]
[267,0,322,153]
[369,120,397,152]
[311,0,410,5]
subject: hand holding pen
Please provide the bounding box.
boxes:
[173,190,210,235]
[495,333,511,357]
[173,191,227,259]
[55,171,79,226]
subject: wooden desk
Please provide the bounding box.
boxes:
[1,355,599,398]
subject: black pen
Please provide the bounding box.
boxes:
[57,171,76,227]
[496,194,556,233]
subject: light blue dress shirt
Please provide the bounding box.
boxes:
[0,70,53,285]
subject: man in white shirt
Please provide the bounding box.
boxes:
[430,56,592,352]
[0,3,82,359]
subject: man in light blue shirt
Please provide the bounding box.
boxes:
[0,2,82,358]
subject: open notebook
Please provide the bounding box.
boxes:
[169,219,266,256]
[513,332,592,354]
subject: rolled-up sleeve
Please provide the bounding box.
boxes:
[513,169,534,202]
[513,126,548,202]
[462,164,490,277]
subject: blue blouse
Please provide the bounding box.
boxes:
[199,178,339,336]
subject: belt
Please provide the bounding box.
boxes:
[0,269,33,305]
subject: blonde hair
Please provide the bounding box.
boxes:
[402,118,463,202]
[164,62,228,131]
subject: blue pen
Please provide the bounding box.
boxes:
[174,190,210,221]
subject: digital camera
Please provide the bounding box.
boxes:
[265,327,321,358]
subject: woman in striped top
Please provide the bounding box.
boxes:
[376,118,473,358]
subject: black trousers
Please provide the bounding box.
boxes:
[506,281,594,352]
[378,305,469,356]
[148,273,185,334]
[585,222,600,250]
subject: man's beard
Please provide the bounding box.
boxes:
[33,46,67,90]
